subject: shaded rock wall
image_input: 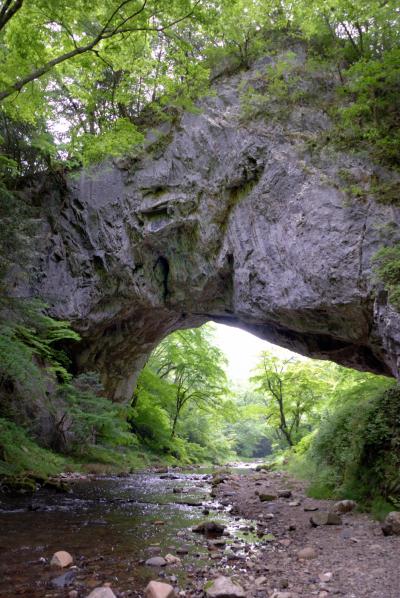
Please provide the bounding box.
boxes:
[23,49,400,400]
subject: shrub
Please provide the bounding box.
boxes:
[304,379,400,507]
[372,244,400,310]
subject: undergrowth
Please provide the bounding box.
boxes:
[372,244,400,311]
[287,378,400,519]
[0,418,69,486]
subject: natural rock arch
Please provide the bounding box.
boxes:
[22,52,400,400]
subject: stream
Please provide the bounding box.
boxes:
[0,463,261,597]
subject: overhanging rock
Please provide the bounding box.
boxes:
[23,52,400,400]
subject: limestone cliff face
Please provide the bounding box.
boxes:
[25,48,400,400]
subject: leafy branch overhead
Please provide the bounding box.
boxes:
[1,0,399,168]
[0,0,202,101]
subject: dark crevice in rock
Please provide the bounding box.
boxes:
[153,256,170,303]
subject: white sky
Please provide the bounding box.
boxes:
[212,323,300,384]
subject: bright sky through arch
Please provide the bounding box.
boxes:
[213,323,300,384]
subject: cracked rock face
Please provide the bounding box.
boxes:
[24,49,400,400]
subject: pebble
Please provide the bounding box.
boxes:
[147,546,162,554]
[259,493,278,502]
[50,570,76,588]
[333,499,357,514]
[205,576,246,598]
[382,511,400,536]
[50,551,73,568]
[145,580,176,598]
[278,490,292,498]
[145,557,167,567]
[310,511,342,526]
[86,588,116,598]
[297,546,317,560]
[164,554,181,565]
[319,572,333,582]
[192,521,226,535]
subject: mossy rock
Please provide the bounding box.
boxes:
[0,475,38,495]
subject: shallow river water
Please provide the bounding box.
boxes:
[0,464,260,597]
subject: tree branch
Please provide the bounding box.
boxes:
[0,0,23,33]
[0,0,201,102]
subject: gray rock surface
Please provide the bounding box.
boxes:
[145,581,176,598]
[20,47,400,400]
[381,511,400,536]
[310,511,342,526]
[145,557,167,567]
[86,588,116,598]
[205,576,246,598]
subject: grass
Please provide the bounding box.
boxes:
[0,417,183,492]
[0,418,70,480]
[284,450,400,521]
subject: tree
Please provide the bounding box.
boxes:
[0,0,203,101]
[251,353,328,447]
[149,326,228,438]
[0,0,212,166]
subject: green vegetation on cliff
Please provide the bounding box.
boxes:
[0,0,399,170]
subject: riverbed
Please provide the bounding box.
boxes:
[0,464,261,597]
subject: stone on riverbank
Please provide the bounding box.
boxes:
[164,554,181,565]
[333,500,357,514]
[86,588,116,598]
[50,570,76,588]
[297,546,317,560]
[193,521,226,535]
[145,580,176,598]
[278,490,292,498]
[145,557,167,567]
[259,494,277,502]
[205,576,246,598]
[382,512,400,536]
[310,512,342,526]
[50,550,73,568]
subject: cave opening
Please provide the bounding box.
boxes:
[128,320,393,466]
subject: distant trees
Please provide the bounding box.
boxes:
[151,327,228,438]
[131,325,233,461]
[251,353,332,447]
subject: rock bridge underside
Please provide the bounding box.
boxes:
[24,57,400,400]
